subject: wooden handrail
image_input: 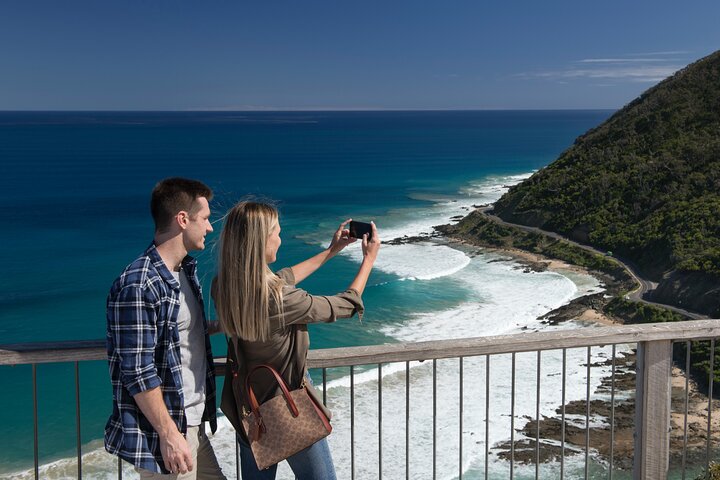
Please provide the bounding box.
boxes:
[1,319,718,367]
[307,319,720,368]
[0,340,105,366]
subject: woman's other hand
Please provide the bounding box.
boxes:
[329,219,356,255]
[291,219,357,284]
[362,222,380,262]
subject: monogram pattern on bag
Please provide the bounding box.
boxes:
[242,388,332,470]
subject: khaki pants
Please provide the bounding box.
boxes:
[136,424,226,480]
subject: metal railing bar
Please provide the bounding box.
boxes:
[609,344,616,480]
[561,348,566,480]
[707,339,715,474]
[682,340,691,480]
[511,352,515,479]
[536,350,541,480]
[485,354,490,480]
[117,456,122,480]
[378,363,382,479]
[433,358,437,480]
[322,368,327,406]
[406,361,410,480]
[33,363,39,480]
[459,356,464,480]
[235,439,240,480]
[351,365,355,480]
[75,361,82,480]
[585,346,591,479]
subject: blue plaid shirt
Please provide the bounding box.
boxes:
[104,243,217,473]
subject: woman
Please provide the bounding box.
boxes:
[214,201,380,479]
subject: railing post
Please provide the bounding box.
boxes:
[633,340,672,480]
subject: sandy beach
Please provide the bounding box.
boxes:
[477,244,621,325]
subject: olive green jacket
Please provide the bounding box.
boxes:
[218,268,364,438]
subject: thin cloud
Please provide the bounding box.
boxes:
[578,58,666,63]
[626,50,690,56]
[518,52,686,84]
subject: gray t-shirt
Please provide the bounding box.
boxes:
[172,270,207,426]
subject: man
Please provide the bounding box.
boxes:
[105,178,226,479]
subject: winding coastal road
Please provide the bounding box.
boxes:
[479,208,708,320]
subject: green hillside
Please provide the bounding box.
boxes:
[492,50,720,316]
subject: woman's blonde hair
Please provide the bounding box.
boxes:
[216,201,284,341]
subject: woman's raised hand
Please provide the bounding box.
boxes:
[362,222,380,262]
[329,219,356,255]
[348,221,380,295]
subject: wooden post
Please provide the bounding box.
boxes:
[633,340,672,479]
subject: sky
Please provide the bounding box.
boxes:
[0,1,718,110]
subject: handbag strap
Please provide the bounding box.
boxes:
[245,364,300,422]
[225,335,237,374]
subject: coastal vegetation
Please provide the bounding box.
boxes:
[439,50,720,401]
[490,50,720,317]
[604,297,686,324]
[438,209,694,323]
[439,197,720,400]
[436,210,632,286]
[695,462,720,480]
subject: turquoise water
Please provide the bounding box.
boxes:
[0,110,619,477]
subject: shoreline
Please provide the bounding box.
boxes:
[495,247,620,326]
[440,233,717,473]
[449,238,621,326]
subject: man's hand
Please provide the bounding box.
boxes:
[160,428,193,474]
[133,387,193,474]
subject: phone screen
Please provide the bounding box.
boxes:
[349,221,372,241]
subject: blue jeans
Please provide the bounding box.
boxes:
[239,436,336,480]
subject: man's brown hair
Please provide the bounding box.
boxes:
[150,177,213,233]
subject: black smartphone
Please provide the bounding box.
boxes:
[349,220,373,241]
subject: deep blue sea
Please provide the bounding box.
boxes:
[4,110,672,479]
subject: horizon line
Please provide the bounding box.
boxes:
[0,107,618,113]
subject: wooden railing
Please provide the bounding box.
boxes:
[1,319,719,480]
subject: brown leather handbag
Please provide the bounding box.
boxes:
[241,364,332,470]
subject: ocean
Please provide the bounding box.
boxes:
[0,110,646,479]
